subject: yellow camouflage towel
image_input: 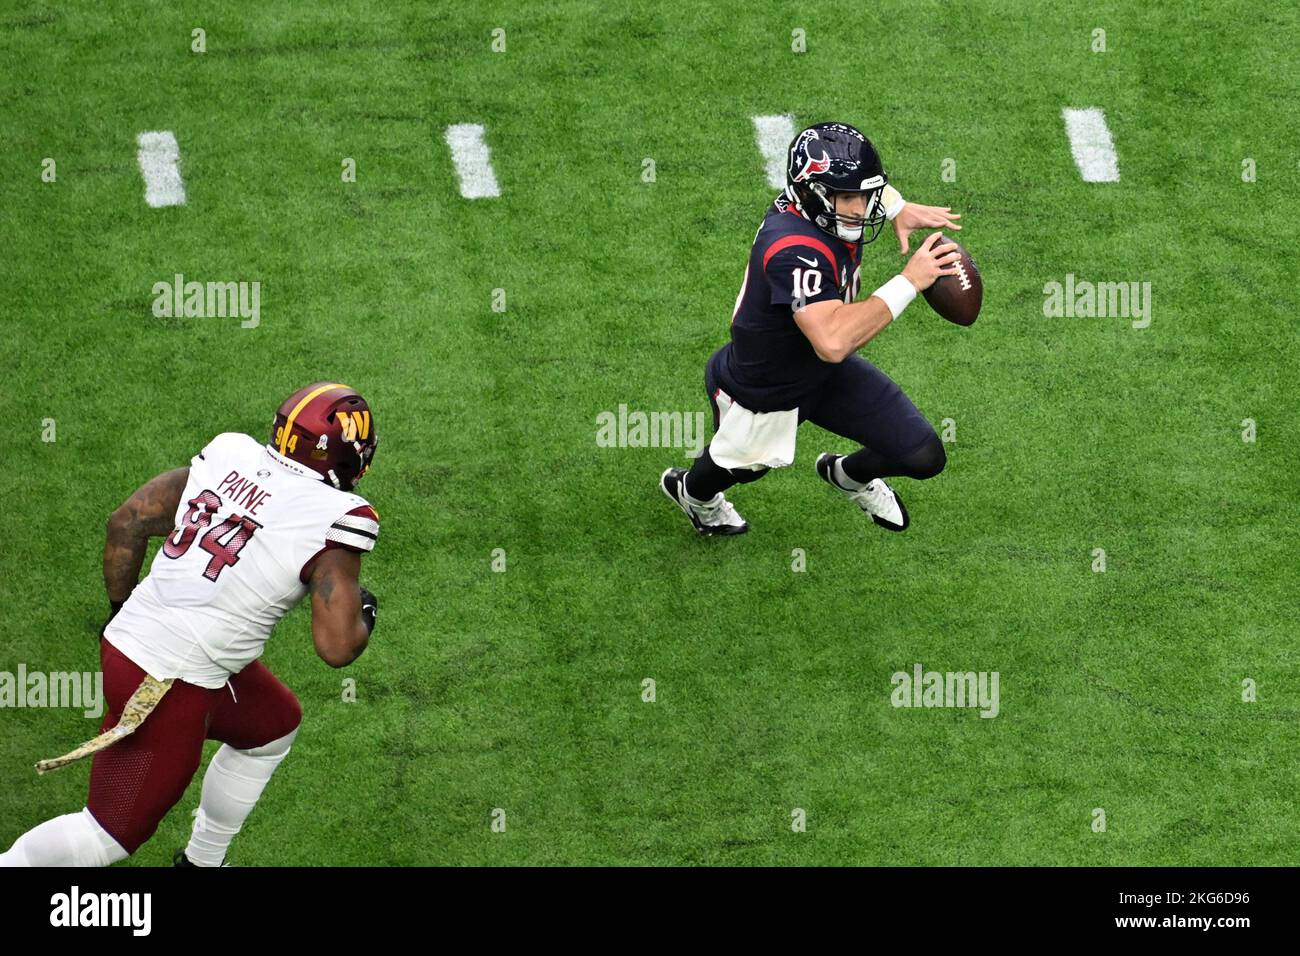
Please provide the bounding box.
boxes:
[35,675,175,775]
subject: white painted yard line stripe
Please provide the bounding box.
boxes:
[443,123,500,199]
[136,131,186,207]
[1062,107,1120,182]
[752,114,795,189]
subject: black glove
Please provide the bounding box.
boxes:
[359,587,378,634]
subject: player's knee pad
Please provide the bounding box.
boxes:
[727,466,770,484]
[902,435,947,480]
[238,726,298,761]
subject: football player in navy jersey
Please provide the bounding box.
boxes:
[661,121,963,535]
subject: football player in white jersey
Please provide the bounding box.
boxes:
[0,383,380,867]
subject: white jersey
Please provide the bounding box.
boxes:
[106,432,379,688]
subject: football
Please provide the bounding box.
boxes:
[922,236,982,326]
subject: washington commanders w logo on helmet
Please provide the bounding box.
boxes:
[270,382,378,490]
[785,122,889,244]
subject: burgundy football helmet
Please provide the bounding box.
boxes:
[270,382,377,490]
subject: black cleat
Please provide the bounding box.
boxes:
[173,847,230,867]
[660,468,748,536]
[815,453,909,531]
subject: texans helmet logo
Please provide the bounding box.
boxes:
[794,147,831,182]
[791,129,833,183]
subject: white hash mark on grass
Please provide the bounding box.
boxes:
[136,131,186,207]
[752,115,795,189]
[444,123,500,199]
[1062,107,1120,182]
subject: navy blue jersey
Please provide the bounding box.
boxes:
[715,194,863,412]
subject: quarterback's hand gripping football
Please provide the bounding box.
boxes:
[902,233,962,293]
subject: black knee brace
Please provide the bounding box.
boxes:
[900,435,947,480]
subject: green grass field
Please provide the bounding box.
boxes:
[2,0,1298,866]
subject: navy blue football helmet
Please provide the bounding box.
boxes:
[785,122,888,244]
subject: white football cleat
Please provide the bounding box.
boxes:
[660,468,748,536]
[815,453,909,531]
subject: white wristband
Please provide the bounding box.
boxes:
[872,274,917,320]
